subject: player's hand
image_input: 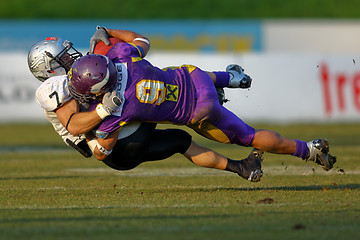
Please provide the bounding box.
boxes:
[102,90,122,114]
[89,26,111,54]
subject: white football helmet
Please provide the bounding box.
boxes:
[27,37,82,82]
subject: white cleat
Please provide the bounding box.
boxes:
[226,64,252,89]
[307,139,336,171]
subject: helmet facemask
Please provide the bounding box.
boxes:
[46,41,82,73]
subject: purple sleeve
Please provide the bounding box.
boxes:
[106,42,144,60]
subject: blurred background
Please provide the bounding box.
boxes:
[1,0,360,123]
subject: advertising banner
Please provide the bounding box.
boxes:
[1,52,359,123]
[1,20,359,122]
[150,52,360,123]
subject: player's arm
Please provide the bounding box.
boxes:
[55,99,103,136]
[56,91,121,136]
[90,26,150,57]
[87,129,120,161]
[106,28,150,56]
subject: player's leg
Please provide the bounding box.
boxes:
[251,129,297,154]
[183,141,227,170]
[140,128,263,182]
[144,129,192,160]
[183,141,263,182]
[195,109,336,171]
[104,122,263,181]
[188,67,255,146]
[189,68,336,171]
[251,129,336,171]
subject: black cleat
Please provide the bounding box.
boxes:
[237,148,264,182]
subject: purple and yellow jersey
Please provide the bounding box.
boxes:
[92,42,255,147]
[93,42,198,135]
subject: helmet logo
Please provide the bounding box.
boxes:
[90,68,110,94]
[68,68,73,80]
[45,37,58,41]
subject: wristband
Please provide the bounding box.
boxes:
[96,142,113,156]
[96,103,110,119]
[87,139,98,153]
[133,37,150,46]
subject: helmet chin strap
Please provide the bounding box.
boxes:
[54,67,67,76]
[42,66,66,80]
[49,61,67,76]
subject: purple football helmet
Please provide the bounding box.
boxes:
[68,54,118,103]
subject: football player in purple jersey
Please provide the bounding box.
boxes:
[68,28,336,175]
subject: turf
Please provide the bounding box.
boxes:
[0,123,359,240]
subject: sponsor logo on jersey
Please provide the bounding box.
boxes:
[165,84,179,102]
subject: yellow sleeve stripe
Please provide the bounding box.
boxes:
[132,57,143,62]
[183,64,197,73]
[162,65,197,73]
[129,43,143,58]
[119,121,128,127]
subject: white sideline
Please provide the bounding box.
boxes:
[66,166,358,176]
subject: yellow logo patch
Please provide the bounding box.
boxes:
[165,84,179,102]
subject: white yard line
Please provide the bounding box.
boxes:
[3,201,331,211]
[0,146,71,153]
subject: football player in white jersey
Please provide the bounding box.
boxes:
[28,36,123,157]
[27,27,265,182]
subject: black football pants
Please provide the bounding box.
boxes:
[103,123,192,170]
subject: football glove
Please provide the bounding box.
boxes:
[102,90,122,114]
[89,26,111,54]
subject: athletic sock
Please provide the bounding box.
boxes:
[225,158,242,174]
[213,71,230,87]
[292,139,309,160]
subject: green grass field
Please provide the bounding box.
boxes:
[0,123,359,240]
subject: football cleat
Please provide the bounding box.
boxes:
[306,139,336,171]
[238,148,264,182]
[226,64,252,89]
